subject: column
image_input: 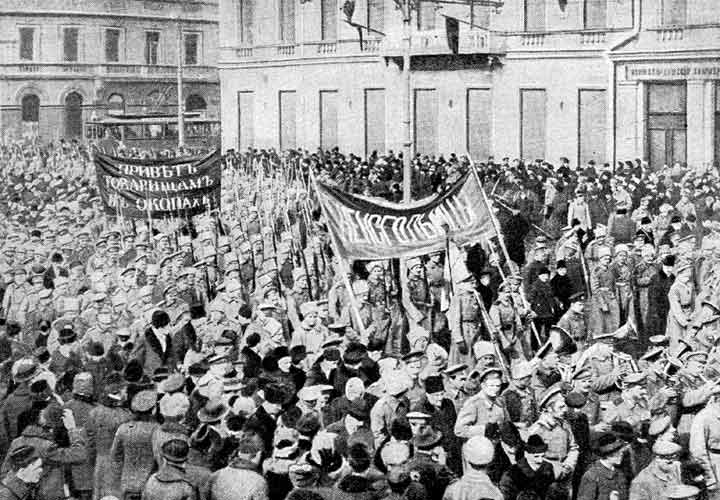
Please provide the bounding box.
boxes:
[704,81,716,167]
[635,81,646,161]
[686,79,705,169]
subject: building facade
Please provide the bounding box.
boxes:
[0,0,220,142]
[218,0,720,169]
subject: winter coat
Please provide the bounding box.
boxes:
[64,396,96,492]
[87,403,133,500]
[499,457,556,500]
[1,425,87,500]
[142,463,198,500]
[110,419,160,496]
[209,458,268,500]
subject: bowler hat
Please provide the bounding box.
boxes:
[161,438,189,463]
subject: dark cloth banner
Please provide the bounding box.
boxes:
[315,170,495,259]
[94,149,221,219]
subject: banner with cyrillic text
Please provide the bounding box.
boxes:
[94,150,221,219]
[315,171,495,259]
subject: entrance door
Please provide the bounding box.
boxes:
[64,92,83,138]
[647,83,686,168]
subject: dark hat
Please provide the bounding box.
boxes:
[424,375,444,394]
[525,434,548,454]
[662,255,677,267]
[611,421,636,442]
[58,327,77,343]
[6,322,21,337]
[33,347,50,364]
[290,345,307,364]
[499,421,521,447]
[569,291,585,303]
[640,216,652,224]
[245,332,261,348]
[565,391,587,409]
[323,348,341,362]
[197,400,229,423]
[124,359,144,383]
[537,266,550,276]
[272,346,290,359]
[670,215,682,223]
[8,445,36,469]
[188,361,209,377]
[595,432,626,456]
[347,400,370,421]
[151,310,171,329]
[296,413,322,437]
[30,379,52,402]
[264,383,289,405]
[413,428,443,450]
[348,442,372,472]
[556,259,567,269]
[161,438,189,463]
[85,341,105,357]
[343,343,367,364]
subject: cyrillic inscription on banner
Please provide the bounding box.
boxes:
[94,149,221,218]
[316,171,495,259]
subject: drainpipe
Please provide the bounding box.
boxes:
[606,0,642,169]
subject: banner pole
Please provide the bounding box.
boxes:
[307,169,367,341]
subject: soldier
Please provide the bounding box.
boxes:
[406,427,456,500]
[500,360,537,428]
[443,364,471,412]
[370,373,411,448]
[526,384,579,489]
[454,368,508,440]
[602,372,650,429]
[589,246,621,336]
[612,244,636,325]
[442,436,502,500]
[489,283,526,362]
[142,439,199,500]
[629,440,683,500]
[447,272,481,366]
[1,268,30,326]
[666,263,696,351]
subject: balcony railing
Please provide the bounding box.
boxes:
[226,38,385,62]
[0,63,218,80]
[381,25,502,57]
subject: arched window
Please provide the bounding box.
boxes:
[108,93,125,115]
[64,92,84,138]
[21,94,40,122]
[186,94,207,112]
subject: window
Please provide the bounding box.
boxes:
[520,89,547,161]
[364,89,385,156]
[238,91,254,150]
[105,29,121,62]
[279,0,295,43]
[108,94,125,115]
[414,89,438,155]
[584,0,607,28]
[145,31,160,65]
[467,89,491,162]
[320,90,338,151]
[367,0,384,34]
[186,94,207,112]
[578,90,607,166]
[647,83,687,168]
[63,28,79,62]
[184,33,200,65]
[21,94,40,122]
[19,27,35,61]
[237,0,254,45]
[524,0,546,31]
[417,1,436,31]
[279,91,297,150]
[661,0,686,25]
[321,0,337,41]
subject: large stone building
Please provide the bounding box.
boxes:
[218,0,720,169]
[0,0,219,142]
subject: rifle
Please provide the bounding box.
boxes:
[491,194,553,239]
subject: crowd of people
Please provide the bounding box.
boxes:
[0,138,719,500]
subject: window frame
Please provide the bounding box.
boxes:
[183,31,201,66]
[144,30,161,66]
[104,27,122,63]
[18,26,37,61]
[62,26,81,63]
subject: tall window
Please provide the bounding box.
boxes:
[21,94,40,122]
[108,94,125,115]
[320,90,338,150]
[145,31,160,65]
[321,0,337,41]
[365,89,385,156]
[238,91,255,150]
[367,0,384,34]
[279,91,297,150]
[661,0,686,25]
[647,83,687,168]
[584,0,607,29]
[237,0,254,45]
[467,89,491,162]
[578,90,607,166]
[414,89,438,155]
[279,0,295,43]
[417,1,436,31]
[19,27,35,61]
[184,33,200,65]
[524,0,546,31]
[105,29,120,62]
[63,28,79,62]
[520,89,547,161]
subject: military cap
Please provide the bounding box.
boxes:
[594,432,626,456]
[424,375,444,394]
[12,358,37,383]
[539,384,564,409]
[443,364,467,376]
[414,428,443,450]
[159,393,190,418]
[159,373,186,394]
[463,436,495,466]
[131,390,157,413]
[406,411,431,421]
[622,372,646,387]
[648,414,672,437]
[525,434,549,454]
[682,351,708,364]
[401,350,425,363]
[161,439,189,464]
